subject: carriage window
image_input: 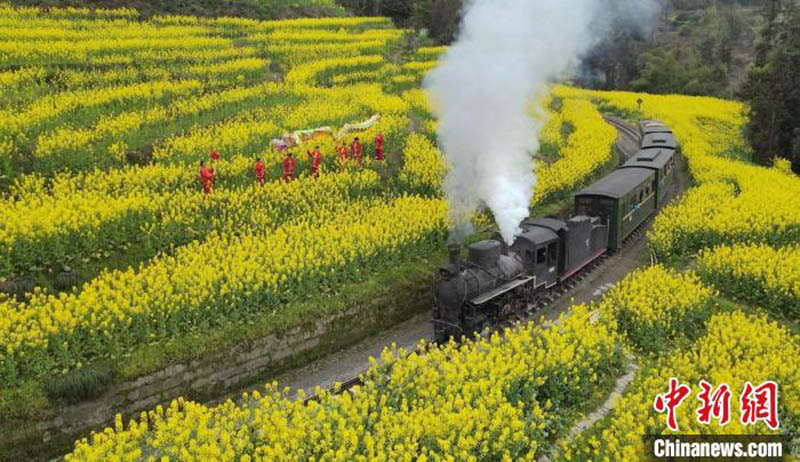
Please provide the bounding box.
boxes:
[537,247,547,264]
[547,242,557,265]
[576,197,592,215]
[526,249,534,263]
[638,190,644,202]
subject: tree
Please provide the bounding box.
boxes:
[411,0,462,44]
[338,0,415,24]
[741,3,800,165]
[630,48,728,96]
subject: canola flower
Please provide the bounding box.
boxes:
[0,55,265,109]
[0,1,453,388]
[151,84,409,173]
[32,81,280,170]
[0,170,382,282]
[259,16,394,31]
[260,28,400,67]
[773,156,792,175]
[0,4,138,21]
[532,95,617,206]
[0,23,226,42]
[0,36,234,66]
[0,194,448,383]
[598,265,716,354]
[564,311,800,461]
[1,79,204,141]
[399,133,447,194]
[413,46,447,61]
[402,88,434,116]
[4,8,798,462]
[697,243,800,319]
[555,85,800,259]
[537,100,564,151]
[65,306,623,462]
[267,40,387,67]
[285,55,385,86]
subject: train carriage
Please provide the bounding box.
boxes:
[620,148,676,208]
[574,167,657,251]
[641,132,678,151]
[433,120,674,342]
[639,119,673,137]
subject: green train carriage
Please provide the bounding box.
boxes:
[619,148,676,207]
[573,167,657,251]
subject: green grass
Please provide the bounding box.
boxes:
[43,364,114,405]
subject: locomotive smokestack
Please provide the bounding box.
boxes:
[448,244,461,273]
[500,240,509,256]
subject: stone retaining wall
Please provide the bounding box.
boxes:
[1,283,431,462]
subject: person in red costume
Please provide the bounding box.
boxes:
[307,146,323,179]
[255,158,265,185]
[281,152,297,182]
[350,137,363,169]
[375,132,385,161]
[199,160,215,196]
[336,142,349,170]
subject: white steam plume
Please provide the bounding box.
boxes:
[425,0,659,244]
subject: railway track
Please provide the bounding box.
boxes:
[603,115,640,142]
[304,117,663,402]
[604,115,641,164]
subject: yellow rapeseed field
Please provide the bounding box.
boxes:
[2,5,799,461]
[65,307,623,462]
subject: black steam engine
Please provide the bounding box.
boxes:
[432,120,678,341]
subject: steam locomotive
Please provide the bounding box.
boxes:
[432,120,678,341]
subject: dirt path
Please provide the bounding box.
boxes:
[214,312,433,403]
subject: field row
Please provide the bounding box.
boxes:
[0,86,621,384]
[66,305,623,462]
[565,268,800,461]
[555,86,800,258]
[63,259,800,461]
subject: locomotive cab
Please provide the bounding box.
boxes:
[509,226,559,289]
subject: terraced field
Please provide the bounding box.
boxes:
[2,4,798,461]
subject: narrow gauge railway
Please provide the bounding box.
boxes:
[604,116,641,146]
[307,117,681,399]
[432,119,679,341]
